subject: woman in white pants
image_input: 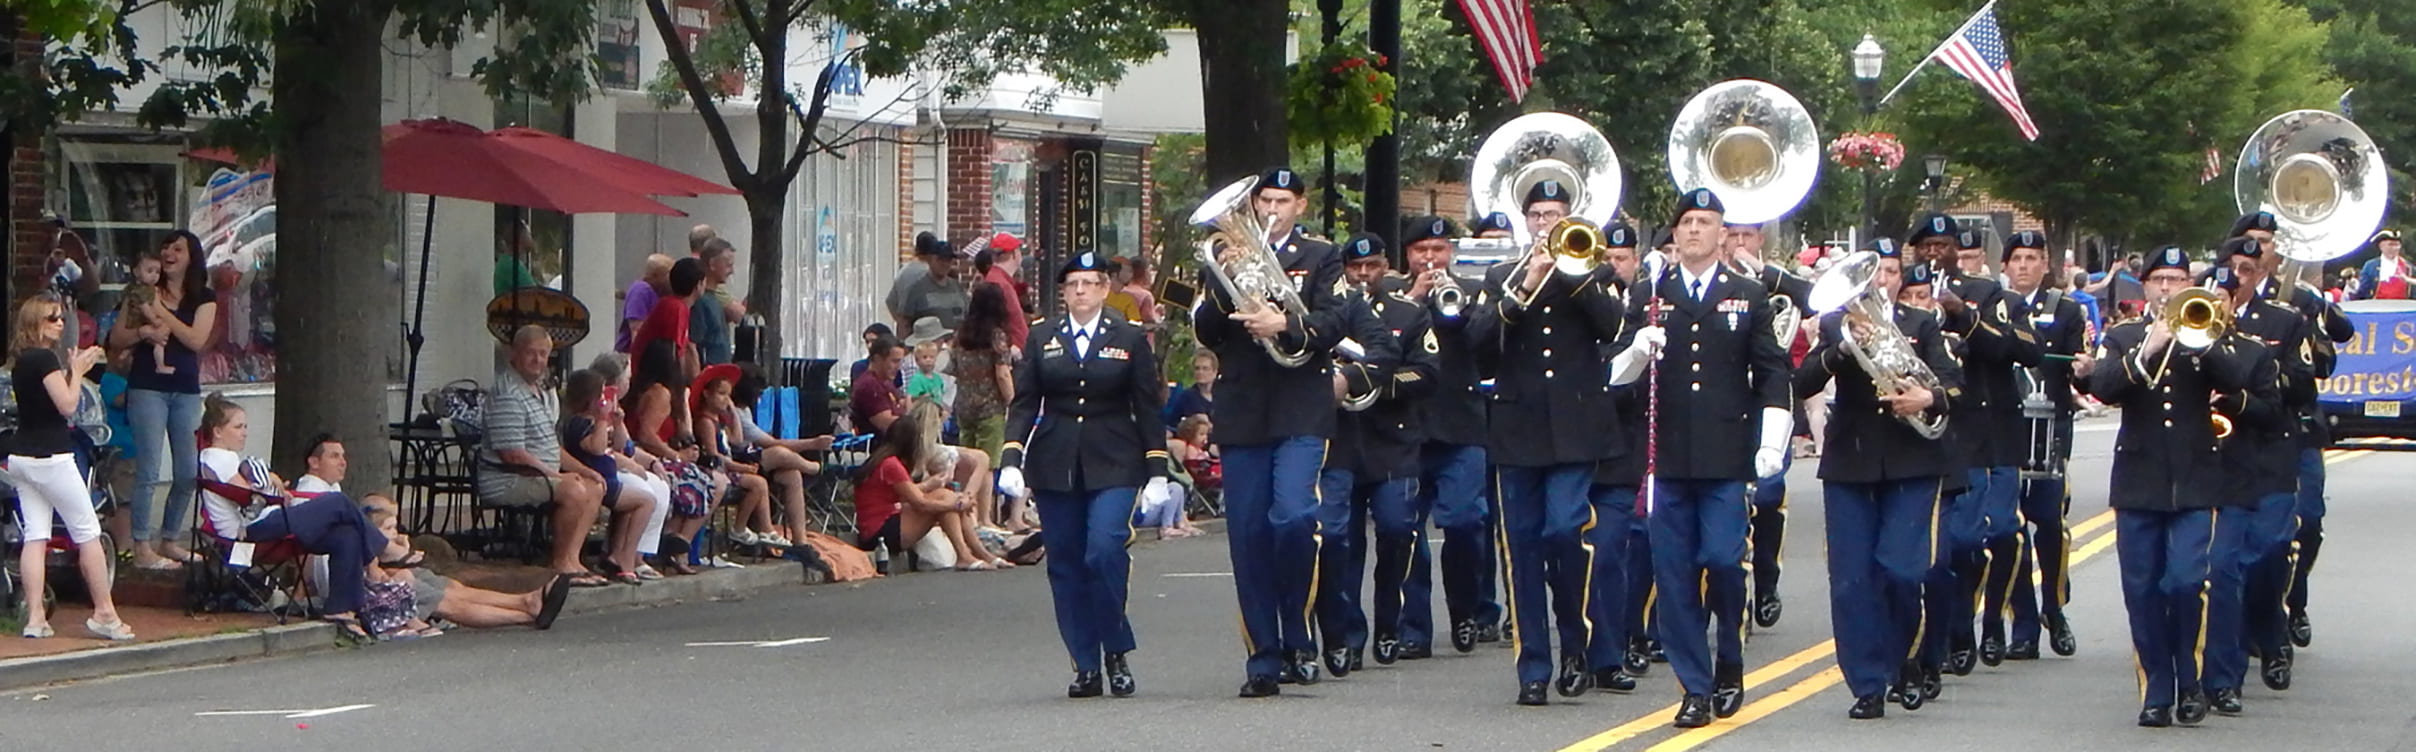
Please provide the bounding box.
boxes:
[12,295,132,640]
[585,355,674,577]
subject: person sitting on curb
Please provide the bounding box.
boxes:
[362,496,569,631]
[728,366,834,545]
[195,396,388,639]
[854,402,1012,571]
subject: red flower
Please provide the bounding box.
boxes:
[1377,54,1390,66]
[1366,73,1378,83]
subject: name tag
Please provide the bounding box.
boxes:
[1098,347,1131,361]
[1717,299,1749,313]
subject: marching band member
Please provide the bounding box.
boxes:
[1195,167,1353,697]
[1724,220,1814,629]
[1467,183,1636,706]
[1796,251,1961,719]
[2230,211,2354,650]
[2088,245,2280,728]
[1634,188,1794,727]
[2201,236,2314,714]
[1996,231,2091,661]
[1403,216,1508,653]
[996,250,1173,699]
[1474,211,1518,240]
[1313,232,1424,676]
[1583,222,1648,694]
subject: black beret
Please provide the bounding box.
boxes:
[1908,213,1957,244]
[1675,188,1725,219]
[1343,232,1386,261]
[1603,222,1638,249]
[1525,180,1571,210]
[2002,231,2047,261]
[1867,237,1902,258]
[1955,229,1984,251]
[1256,167,1304,197]
[2220,236,2263,260]
[1402,215,1456,245]
[2229,211,2278,239]
[2143,245,2192,276]
[1059,249,1110,281]
[1902,262,1937,288]
[1476,212,1516,234]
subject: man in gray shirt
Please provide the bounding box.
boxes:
[888,232,969,332]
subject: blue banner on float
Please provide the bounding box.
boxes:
[2322,307,2416,403]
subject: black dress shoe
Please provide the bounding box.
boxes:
[2288,610,2312,648]
[1979,637,2005,666]
[1849,693,1887,720]
[2005,640,2041,661]
[1398,642,1433,660]
[1712,663,1745,718]
[2175,689,2209,726]
[1591,668,1638,693]
[1105,652,1136,697]
[1452,619,1479,653]
[1889,673,1926,711]
[2209,687,2242,715]
[1673,695,1713,728]
[1556,656,1594,697]
[2261,644,2294,691]
[1373,633,1402,665]
[1647,639,1668,663]
[1068,671,1104,698]
[1499,620,1516,644]
[1624,644,1651,675]
[1287,649,1323,685]
[1948,647,1977,676]
[1919,665,1943,702]
[1324,647,1354,678]
[1517,681,1550,706]
[1476,621,1503,644]
[1754,593,1783,628]
[1239,676,1281,698]
[2138,705,2172,728]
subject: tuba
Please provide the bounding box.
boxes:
[1669,79,1820,350]
[1469,112,1623,278]
[1190,176,1314,367]
[1808,251,1949,439]
[2234,110,2388,269]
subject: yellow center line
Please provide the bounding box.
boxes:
[1563,447,2373,751]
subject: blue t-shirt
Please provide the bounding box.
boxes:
[100,372,133,451]
[691,291,732,366]
[127,288,215,394]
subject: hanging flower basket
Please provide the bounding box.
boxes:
[1287,42,1397,150]
[1828,131,1906,172]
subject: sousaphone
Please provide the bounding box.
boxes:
[1668,79,1821,345]
[2235,109,2389,269]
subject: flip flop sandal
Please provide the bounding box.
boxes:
[611,570,643,586]
[535,575,573,631]
[377,551,427,569]
[565,572,614,588]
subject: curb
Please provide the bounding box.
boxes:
[0,559,827,693]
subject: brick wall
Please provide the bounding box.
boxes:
[944,127,994,252]
[9,25,45,295]
[896,138,915,259]
[1947,194,2045,233]
[1404,181,1473,223]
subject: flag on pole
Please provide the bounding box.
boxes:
[1931,2,2041,141]
[2339,87,2356,118]
[2201,146,2224,185]
[1456,0,1541,103]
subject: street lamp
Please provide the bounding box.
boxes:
[1924,154,1949,212]
[1852,34,1884,244]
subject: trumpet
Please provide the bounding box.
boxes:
[1416,262,1468,319]
[2151,287,2238,437]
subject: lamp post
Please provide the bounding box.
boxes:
[1924,153,1949,212]
[1852,34,1884,245]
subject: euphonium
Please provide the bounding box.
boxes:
[1189,176,1313,367]
[1807,250,1949,439]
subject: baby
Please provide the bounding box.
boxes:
[119,252,171,375]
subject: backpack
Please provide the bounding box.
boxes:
[422,379,486,434]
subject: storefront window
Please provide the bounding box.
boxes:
[53,140,184,287]
[493,97,574,296]
[992,139,1034,236]
[1101,148,1144,259]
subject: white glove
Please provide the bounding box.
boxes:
[1754,406,1793,479]
[996,466,1027,500]
[1608,326,1666,386]
[1142,477,1172,510]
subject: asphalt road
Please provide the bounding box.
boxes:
[3,419,2411,752]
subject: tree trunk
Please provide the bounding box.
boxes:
[744,189,783,359]
[1188,0,1291,185]
[742,4,792,363]
[270,2,396,486]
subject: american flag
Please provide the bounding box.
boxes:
[2201,146,2224,184]
[1932,3,2040,141]
[1456,0,1541,102]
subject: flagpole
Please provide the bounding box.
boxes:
[1878,0,1997,107]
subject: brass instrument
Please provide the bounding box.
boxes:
[1190,176,1313,367]
[1807,250,1949,439]
[1669,80,1819,349]
[1506,218,1609,306]
[1334,337,1380,412]
[2154,287,2239,438]
[1419,261,1469,319]
[2234,110,2388,268]
[1469,112,1623,286]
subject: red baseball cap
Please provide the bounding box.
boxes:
[989,233,1023,253]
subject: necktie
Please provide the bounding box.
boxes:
[1691,279,1705,302]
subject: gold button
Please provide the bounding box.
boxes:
[1542,305,1553,313]
[1545,369,1556,378]
[1692,343,1702,352]
[1691,382,1702,391]
[1691,323,1701,332]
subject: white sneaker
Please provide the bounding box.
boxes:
[726,529,760,546]
[707,555,747,569]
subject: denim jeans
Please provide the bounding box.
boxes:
[128,389,204,543]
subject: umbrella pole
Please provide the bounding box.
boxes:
[403,193,436,421]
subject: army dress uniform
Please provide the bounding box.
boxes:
[999,251,1174,699]
[1793,262,1963,718]
[1997,231,2092,660]
[1465,228,1634,705]
[1312,234,1428,675]
[1403,219,1509,654]
[2086,247,2284,727]
[1194,167,1357,694]
[1635,189,1796,726]
[1743,258,1814,628]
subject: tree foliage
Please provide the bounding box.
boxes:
[2294,0,2416,229]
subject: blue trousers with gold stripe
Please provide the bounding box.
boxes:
[1034,486,1141,673]
[1313,471,1422,652]
[1222,437,1327,679]
[2115,507,2215,708]
[1496,463,1598,684]
[1584,484,1637,672]
[1650,479,1750,697]
[1824,478,1941,699]
[2207,491,2297,692]
[1423,442,1501,630]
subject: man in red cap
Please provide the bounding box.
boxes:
[978,232,1031,351]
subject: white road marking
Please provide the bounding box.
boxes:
[685,637,830,648]
[196,704,374,719]
[1161,572,1235,578]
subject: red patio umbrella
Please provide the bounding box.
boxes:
[487,126,740,198]
[381,119,686,216]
